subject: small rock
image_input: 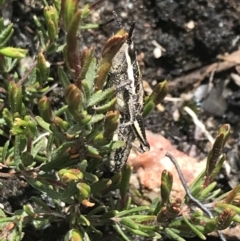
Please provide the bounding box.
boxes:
[129,131,205,199]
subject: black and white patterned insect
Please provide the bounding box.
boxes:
[105,12,150,173]
[108,117,134,173]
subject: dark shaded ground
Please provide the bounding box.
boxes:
[99,0,240,80]
[1,0,240,240]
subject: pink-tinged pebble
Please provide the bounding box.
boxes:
[128,131,205,199]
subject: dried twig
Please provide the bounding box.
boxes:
[166,152,226,241]
[168,49,240,93]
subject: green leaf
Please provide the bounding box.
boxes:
[40,145,73,171]
[6,57,18,72]
[8,81,22,115]
[143,80,168,117]
[79,48,94,82]
[114,223,131,241]
[148,80,168,105]
[160,170,173,205]
[32,138,46,158]
[80,23,99,29]
[64,228,83,241]
[26,177,73,204]
[50,123,67,140]
[165,228,186,241]
[120,217,139,230]
[0,208,6,217]
[2,140,9,164]
[116,206,150,217]
[198,181,217,200]
[58,67,71,88]
[38,96,53,123]
[35,116,51,132]
[87,206,108,218]
[195,218,217,234]
[82,80,91,101]
[65,9,82,79]
[86,145,99,156]
[23,204,35,217]
[21,152,34,166]
[101,140,125,151]
[94,97,117,114]
[11,116,37,138]
[189,170,205,196]
[87,88,115,107]
[14,135,22,169]
[84,172,99,183]
[224,184,240,204]
[81,4,90,18]
[65,84,84,112]
[79,214,90,226]
[66,123,83,136]
[76,182,91,201]
[122,226,152,237]
[44,6,58,42]
[37,53,50,85]
[0,22,14,48]
[182,215,206,240]
[148,197,161,215]
[208,154,226,184]
[84,57,96,96]
[2,108,13,128]
[91,179,112,194]
[100,210,118,220]
[88,114,105,125]
[120,164,132,201]
[0,47,27,58]
[62,0,78,31]
[205,124,230,186]
[143,100,155,118]
[61,182,78,202]
[126,215,157,223]
[233,214,240,223]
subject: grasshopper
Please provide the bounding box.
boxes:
[105,13,150,173]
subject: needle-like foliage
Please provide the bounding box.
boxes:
[0,1,239,241]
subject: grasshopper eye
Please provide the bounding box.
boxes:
[128,43,136,62]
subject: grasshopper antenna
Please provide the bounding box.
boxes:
[127,22,136,42]
[112,11,136,43]
[98,18,115,29]
[113,11,123,29]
